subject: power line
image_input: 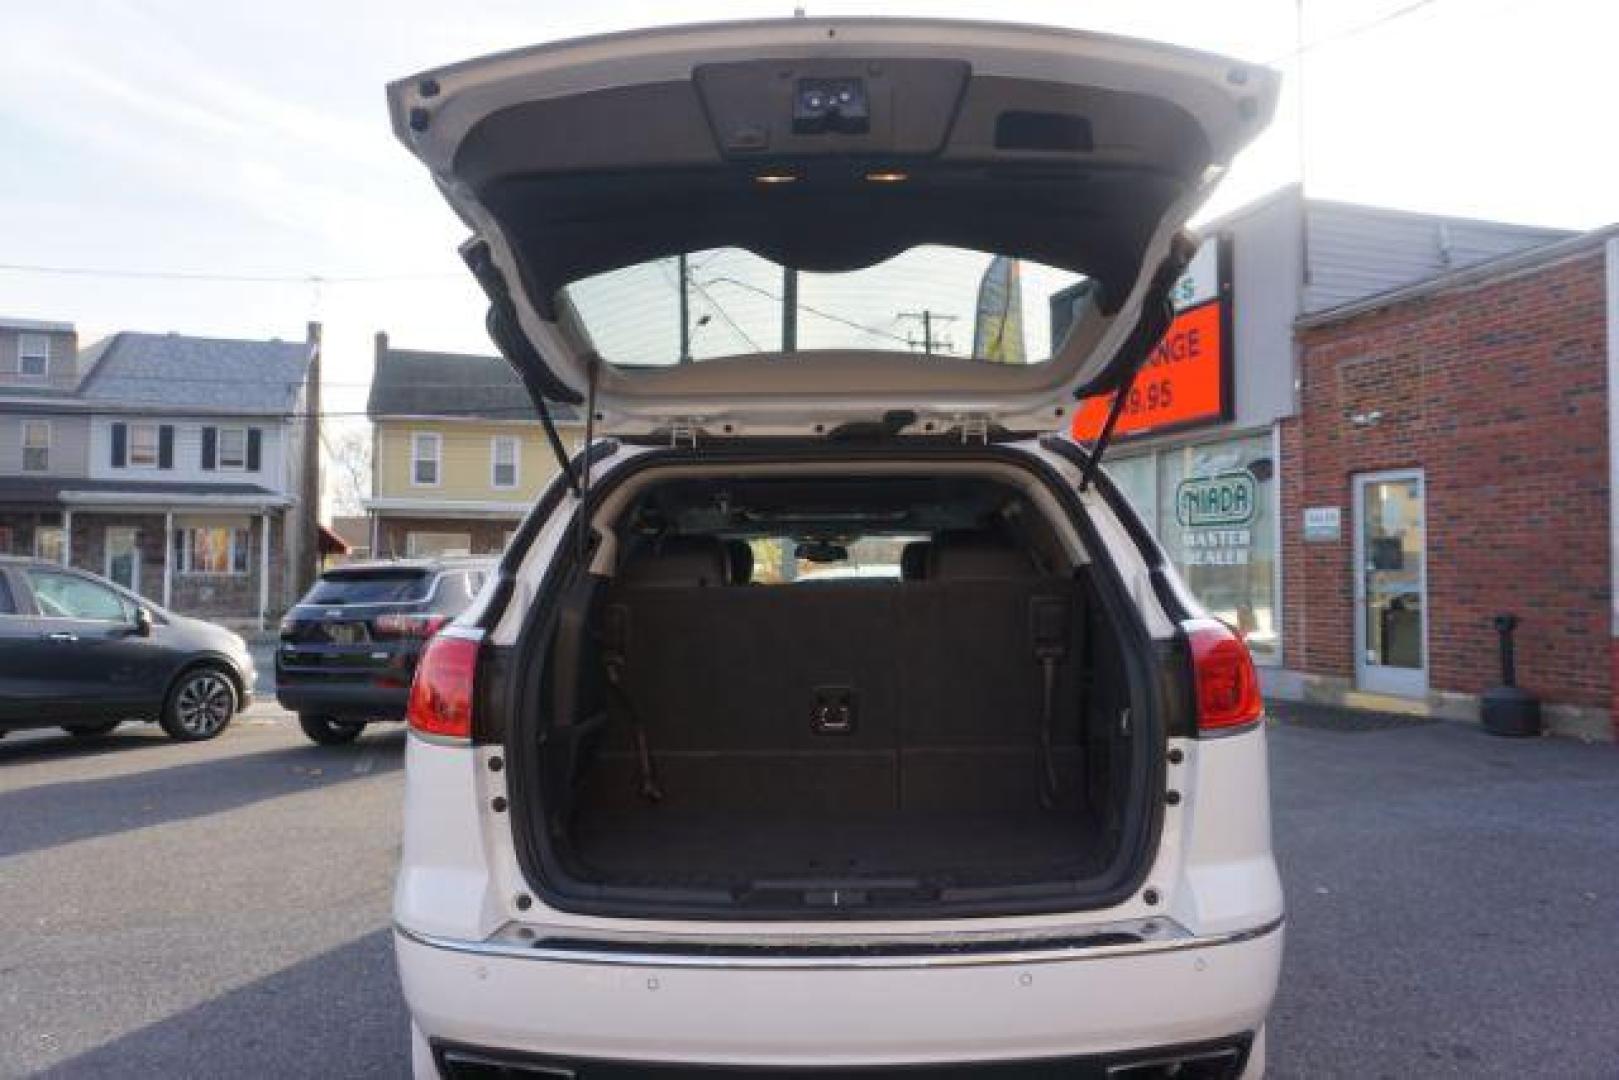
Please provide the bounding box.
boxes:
[0,262,462,284]
[0,399,559,421]
[683,276,761,352]
[700,276,913,346]
[1264,0,1445,64]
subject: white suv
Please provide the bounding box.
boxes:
[388,19,1284,1078]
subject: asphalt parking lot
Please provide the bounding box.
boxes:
[2,704,1616,1079]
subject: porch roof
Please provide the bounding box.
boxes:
[0,477,290,510]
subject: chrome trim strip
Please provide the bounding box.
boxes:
[394,916,1284,971]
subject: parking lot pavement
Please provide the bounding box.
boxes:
[0,713,410,1078]
[1265,703,1619,1076]
[2,706,1616,1078]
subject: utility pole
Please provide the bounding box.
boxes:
[678,254,692,363]
[1296,0,1312,285]
[782,267,798,352]
[299,321,323,599]
[898,309,958,356]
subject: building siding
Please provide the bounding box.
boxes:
[1220,189,1305,431]
[0,413,91,477]
[86,415,289,492]
[374,419,574,502]
[1305,203,1566,314]
[0,327,79,392]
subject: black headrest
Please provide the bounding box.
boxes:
[927,530,1034,581]
[900,541,932,581]
[619,536,729,588]
[724,539,754,585]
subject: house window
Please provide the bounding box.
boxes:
[129,423,159,468]
[175,526,251,575]
[491,436,519,489]
[411,432,441,486]
[21,420,50,472]
[218,427,247,470]
[18,334,49,378]
[34,525,65,564]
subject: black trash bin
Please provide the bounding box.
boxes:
[1481,614,1541,737]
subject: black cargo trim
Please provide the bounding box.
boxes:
[1041,435,1198,740]
[503,440,1167,922]
[432,1033,1254,1078]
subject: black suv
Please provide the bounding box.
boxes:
[0,556,255,742]
[276,558,494,744]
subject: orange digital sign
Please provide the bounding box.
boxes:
[1070,299,1228,441]
[1069,237,1231,442]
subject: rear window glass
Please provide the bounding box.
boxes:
[306,570,431,604]
[563,246,1087,368]
[743,536,925,585]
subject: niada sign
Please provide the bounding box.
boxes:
[1176,470,1257,528]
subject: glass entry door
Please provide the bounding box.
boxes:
[105,527,140,594]
[1353,471,1426,696]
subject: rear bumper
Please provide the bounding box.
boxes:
[274,679,409,718]
[395,918,1281,1073]
[430,1034,1258,1078]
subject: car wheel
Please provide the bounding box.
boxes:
[298,714,366,746]
[159,667,237,742]
[64,720,122,737]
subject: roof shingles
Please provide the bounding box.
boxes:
[80,332,311,414]
[367,347,579,423]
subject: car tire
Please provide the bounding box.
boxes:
[159,667,238,742]
[299,714,366,746]
[64,721,122,737]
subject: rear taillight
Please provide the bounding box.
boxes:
[1187,620,1263,732]
[406,630,481,740]
[374,613,450,639]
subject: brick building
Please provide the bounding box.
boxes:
[1278,229,1617,738]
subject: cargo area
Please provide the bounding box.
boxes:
[519,469,1151,918]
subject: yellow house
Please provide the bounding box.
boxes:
[364,334,583,558]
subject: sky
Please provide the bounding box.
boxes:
[1,0,1615,440]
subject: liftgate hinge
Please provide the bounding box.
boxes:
[956,415,990,445]
[668,419,701,449]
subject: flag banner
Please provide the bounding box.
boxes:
[972,256,1026,364]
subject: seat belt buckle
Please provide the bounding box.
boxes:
[1030,596,1070,662]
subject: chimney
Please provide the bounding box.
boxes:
[299,321,323,597]
[374,330,389,362]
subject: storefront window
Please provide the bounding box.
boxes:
[1103,455,1158,531]
[1156,434,1278,664]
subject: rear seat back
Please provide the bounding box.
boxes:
[602,534,1084,758]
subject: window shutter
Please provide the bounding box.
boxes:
[111,423,127,468]
[246,428,262,471]
[201,426,217,470]
[158,425,175,469]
